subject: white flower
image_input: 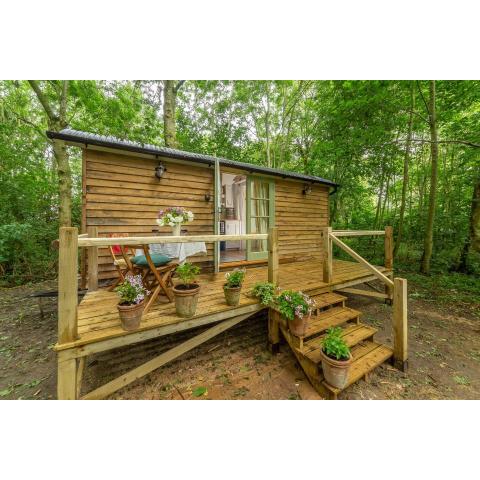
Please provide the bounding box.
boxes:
[174,216,183,223]
[156,219,162,226]
[187,211,194,221]
[168,221,175,227]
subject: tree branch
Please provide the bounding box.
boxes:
[59,80,69,128]
[174,80,185,93]
[416,80,430,119]
[28,80,58,124]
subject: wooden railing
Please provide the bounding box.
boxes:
[321,225,408,371]
[57,226,279,346]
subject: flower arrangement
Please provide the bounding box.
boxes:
[276,290,315,321]
[157,207,194,228]
[224,268,246,289]
[114,275,148,305]
[249,282,278,306]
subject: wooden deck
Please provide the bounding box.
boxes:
[55,259,392,355]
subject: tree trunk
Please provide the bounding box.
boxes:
[456,175,480,272]
[421,81,439,274]
[394,82,415,258]
[54,139,72,227]
[163,80,177,148]
[28,80,71,227]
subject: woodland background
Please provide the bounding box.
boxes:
[0,80,479,288]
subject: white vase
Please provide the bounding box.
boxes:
[172,224,182,236]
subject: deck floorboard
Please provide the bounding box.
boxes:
[56,259,390,351]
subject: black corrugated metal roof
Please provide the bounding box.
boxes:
[46,129,338,187]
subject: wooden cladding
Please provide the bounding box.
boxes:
[84,149,214,280]
[83,148,330,280]
[275,180,329,262]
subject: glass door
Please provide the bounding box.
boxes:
[246,176,275,261]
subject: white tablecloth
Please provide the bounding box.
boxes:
[136,241,207,263]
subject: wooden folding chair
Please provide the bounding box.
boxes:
[107,234,136,291]
[133,245,178,314]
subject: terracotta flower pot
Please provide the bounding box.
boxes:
[173,283,200,318]
[117,301,144,331]
[320,349,352,389]
[223,285,242,306]
[288,313,310,337]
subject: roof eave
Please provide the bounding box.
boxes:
[46,130,339,188]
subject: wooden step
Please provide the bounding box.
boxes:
[322,341,394,399]
[311,292,347,311]
[302,306,361,339]
[301,323,377,364]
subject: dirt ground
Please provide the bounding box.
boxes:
[0,278,479,400]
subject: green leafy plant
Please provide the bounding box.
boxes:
[192,386,207,397]
[114,275,147,305]
[224,268,246,288]
[250,282,277,306]
[276,290,315,321]
[175,262,200,286]
[322,327,350,361]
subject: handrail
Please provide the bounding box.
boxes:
[329,233,394,288]
[332,230,385,237]
[77,233,268,248]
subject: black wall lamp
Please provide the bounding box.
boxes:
[155,161,166,179]
[204,193,212,202]
[302,184,312,195]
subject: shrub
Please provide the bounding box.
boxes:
[224,268,246,288]
[276,290,315,321]
[250,282,277,306]
[175,262,200,286]
[322,327,350,361]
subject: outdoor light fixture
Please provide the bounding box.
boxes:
[155,162,166,179]
[204,193,211,202]
[302,184,312,195]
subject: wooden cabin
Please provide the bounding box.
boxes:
[47,129,407,400]
[48,129,336,282]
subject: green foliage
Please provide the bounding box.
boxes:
[114,275,147,305]
[224,268,246,288]
[322,327,351,361]
[175,262,200,286]
[276,290,315,321]
[1,79,479,286]
[192,386,207,397]
[250,282,277,306]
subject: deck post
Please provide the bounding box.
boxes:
[384,226,394,303]
[87,226,98,291]
[322,226,333,284]
[58,227,79,400]
[58,227,78,344]
[393,277,408,372]
[267,227,279,285]
[267,227,280,353]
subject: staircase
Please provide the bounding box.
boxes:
[275,292,393,399]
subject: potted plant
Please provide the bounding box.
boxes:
[114,275,148,331]
[276,290,315,336]
[320,327,352,389]
[172,262,201,317]
[223,268,246,306]
[157,207,194,236]
[249,281,277,307]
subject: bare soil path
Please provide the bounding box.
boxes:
[1,277,479,400]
